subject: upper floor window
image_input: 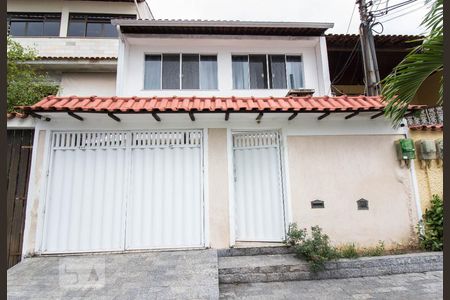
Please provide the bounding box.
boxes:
[68,14,135,38]
[144,54,218,90]
[232,54,304,89]
[7,13,61,37]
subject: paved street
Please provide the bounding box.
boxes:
[220,271,443,299]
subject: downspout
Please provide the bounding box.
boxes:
[403,121,423,228]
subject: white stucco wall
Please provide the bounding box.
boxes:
[58,72,117,96]
[119,35,331,97]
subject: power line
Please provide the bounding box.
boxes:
[379,5,424,22]
[375,1,423,20]
[331,40,361,85]
[371,0,418,17]
[346,3,357,34]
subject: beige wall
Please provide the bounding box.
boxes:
[286,135,419,248]
[207,129,230,248]
[59,72,116,96]
[410,130,443,211]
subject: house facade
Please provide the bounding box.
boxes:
[9,1,427,258]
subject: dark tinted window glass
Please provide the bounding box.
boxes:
[68,13,134,37]
[162,54,180,89]
[286,55,304,89]
[200,55,218,89]
[103,23,117,37]
[232,55,249,89]
[43,20,60,36]
[269,55,287,89]
[7,13,61,36]
[68,20,85,36]
[86,22,102,37]
[10,21,26,36]
[182,54,199,89]
[144,55,162,90]
[249,55,268,89]
[27,21,44,36]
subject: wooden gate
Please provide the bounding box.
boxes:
[7,129,34,268]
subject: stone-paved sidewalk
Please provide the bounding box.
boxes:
[220,271,443,299]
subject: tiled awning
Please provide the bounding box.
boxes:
[19,95,424,113]
[17,95,425,122]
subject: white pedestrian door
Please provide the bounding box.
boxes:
[41,130,204,253]
[233,131,286,242]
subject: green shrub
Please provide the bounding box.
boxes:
[286,224,339,272]
[361,241,385,256]
[339,243,359,259]
[419,194,443,251]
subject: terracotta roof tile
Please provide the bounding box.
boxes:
[18,96,425,114]
[409,124,443,131]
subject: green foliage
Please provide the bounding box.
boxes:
[286,224,339,272]
[339,243,359,259]
[381,0,443,125]
[419,194,443,251]
[360,241,385,257]
[7,36,59,112]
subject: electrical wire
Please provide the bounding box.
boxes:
[331,40,361,85]
[346,3,357,34]
[378,5,424,23]
[371,0,418,17]
[375,1,423,20]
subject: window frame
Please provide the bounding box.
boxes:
[231,53,305,90]
[7,12,62,37]
[67,13,136,38]
[142,52,219,91]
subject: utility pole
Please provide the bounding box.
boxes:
[357,0,381,96]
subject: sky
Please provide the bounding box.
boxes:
[147,0,431,35]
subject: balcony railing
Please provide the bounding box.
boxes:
[406,106,443,127]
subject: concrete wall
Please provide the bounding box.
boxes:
[286,135,419,248]
[59,72,117,96]
[208,129,230,248]
[409,130,443,211]
[120,36,330,97]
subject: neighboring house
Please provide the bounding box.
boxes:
[6,0,150,268]
[326,33,443,211]
[10,1,428,259]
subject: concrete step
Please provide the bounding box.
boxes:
[219,253,310,284]
[217,246,294,257]
[218,252,444,284]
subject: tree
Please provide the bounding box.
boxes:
[381,0,443,125]
[7,36,59,113]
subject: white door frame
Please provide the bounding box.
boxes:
[228,128,291,246]
[37,129,207,254]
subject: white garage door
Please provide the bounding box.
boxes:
[41,130,204,253]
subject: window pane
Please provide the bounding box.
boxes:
[103,23,117,37]
[26,21,44,36]
[144,55,161,90]
[86,22,102,37]
[269,55,287,89]
[249,55,268,89]
[200,55,218,90]
[232,55,249,89]
[68,20,85,36]
[286,56,304,89]
[10,21,26,36]
[182,54,199,89]
[43,20,60,36]
[162,54,180,89]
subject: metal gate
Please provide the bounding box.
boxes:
[232,131,286,242]
[7,129,34,268]
[41,130,204,253]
